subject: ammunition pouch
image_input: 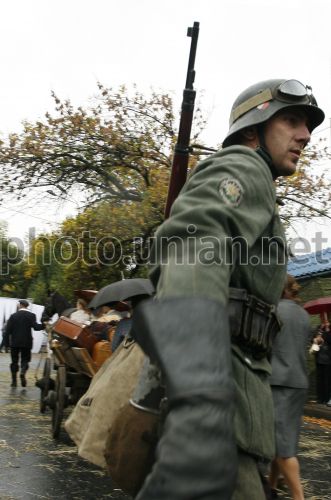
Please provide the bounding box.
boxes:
[229,288,281,359]
[132,289,281,416]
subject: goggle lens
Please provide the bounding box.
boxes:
[278,79,307,97]
[277,79,318,105]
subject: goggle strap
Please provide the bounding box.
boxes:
[231,88,273,123]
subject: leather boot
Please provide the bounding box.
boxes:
[132,297,238,500]
[11,372,17,387]
[20,372,27,387]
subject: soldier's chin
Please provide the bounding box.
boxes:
[276,161,298,177]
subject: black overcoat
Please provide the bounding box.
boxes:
[6,310,43,349]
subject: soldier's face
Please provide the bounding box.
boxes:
[263,109,311,176]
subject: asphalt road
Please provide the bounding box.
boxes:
[0,353,130,500]
[0,352,330,500]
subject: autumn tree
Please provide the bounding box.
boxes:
[0,222,26,297]
[23,194,163,304]
[0,84,203,208]
[0,83,205,290]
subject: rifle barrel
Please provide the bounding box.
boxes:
[164,21,200,219]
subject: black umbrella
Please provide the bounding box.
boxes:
[88,278,155,309]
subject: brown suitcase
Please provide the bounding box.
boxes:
[92,340,112,369]
[52,316,98,353]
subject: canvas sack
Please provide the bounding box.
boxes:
[64,338,145,468]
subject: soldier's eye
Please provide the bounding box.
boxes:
[283,114,300,126]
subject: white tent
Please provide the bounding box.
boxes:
[0,298,45,353]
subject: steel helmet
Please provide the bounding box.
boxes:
[222,79,325,147]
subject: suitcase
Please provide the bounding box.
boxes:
[92,340,112,369]
[52,316,98,354]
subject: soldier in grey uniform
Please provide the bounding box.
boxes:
[132,79,324,499]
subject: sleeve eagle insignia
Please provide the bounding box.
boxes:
[218,177,243,207]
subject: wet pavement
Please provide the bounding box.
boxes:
[0,353,130,500]
[0,352,330,499]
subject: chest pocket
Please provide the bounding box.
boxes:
[231,345,275,460]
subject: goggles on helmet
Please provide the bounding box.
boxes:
[276,80,317,105]
[231,79,318,124]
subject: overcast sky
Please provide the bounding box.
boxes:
[1,0,331,246]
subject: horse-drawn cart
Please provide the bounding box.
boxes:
[38,317,112,438]
[37,279,154,438]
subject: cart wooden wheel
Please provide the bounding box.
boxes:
[40,358,51,414]
[51,365,66,439]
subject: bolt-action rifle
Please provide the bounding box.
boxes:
[164,21,200,219]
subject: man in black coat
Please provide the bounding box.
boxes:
[5,299,44,387]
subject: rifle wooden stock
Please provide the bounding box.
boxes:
[164,22,199,219]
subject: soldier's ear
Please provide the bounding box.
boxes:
[241,126,257,141]
[239,126,258,148]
